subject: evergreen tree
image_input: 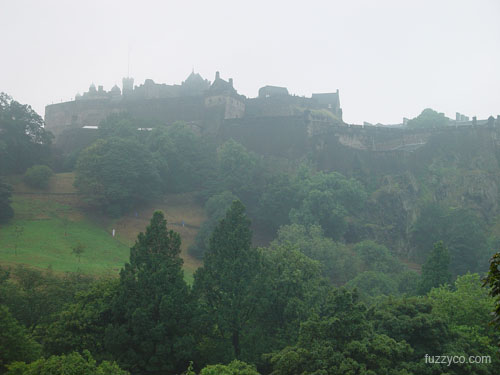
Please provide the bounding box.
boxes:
[105,211,194,375]
[194,201,260,360]
[418,241,451,294]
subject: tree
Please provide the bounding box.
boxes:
[0,178,14,224]
[147,123,216,193]
[0,93,53,175]
[269,289,411,375]
[249,243,326,361]
[346,271,399,298]
[353,240,402,274]
[194,201,260,360]
[188,191,239,259]
[369,295,500,374]
[255,173,301,233]
[98,113,144,140]
[23,165,53,189]
[213,140,260,201]
[369,297,451,359]
[272,224,361,285]
[74,138,160,216]
[0,266,92,335]
[289,170,367,240]
[71,243,86,263]
[42,278,118,359]
[483,252,500,348]
[290,189,347,239]
[199,360,260,375]
[412,204,488,276]
[0,305,41,372]
[417,241,451,295]
[6,351,128,375]
[429,273,495,336]
[407,108,449,129]
[105,211,194,375]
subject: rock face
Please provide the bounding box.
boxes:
[225,120,500,257]
[316,126,500,257]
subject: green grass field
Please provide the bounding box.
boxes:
[0,173,204,283]
[0,196,130,275]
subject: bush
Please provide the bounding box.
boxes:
[23,165,53,189]
[200,360,260,375]
[6,350,128,375]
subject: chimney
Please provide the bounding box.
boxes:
[229,78,233,87]
[215,71,220,80]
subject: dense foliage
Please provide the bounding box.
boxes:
[412,204,488,276]
[1,204,498,374]
[0,93,53,175]
[147,123,216,193]
[74,138,161,216]
[407,108,450,129]
[6,351,127,375]
[0,306,41,372]
[483,252,500,347]
[2,102,500,374]
[23,165,53,189]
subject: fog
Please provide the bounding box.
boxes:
[0,0,498,124]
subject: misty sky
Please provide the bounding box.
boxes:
[1,0,498,124]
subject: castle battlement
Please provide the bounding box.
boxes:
[44,71,343,138]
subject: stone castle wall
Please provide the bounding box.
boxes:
[45,96,215,137]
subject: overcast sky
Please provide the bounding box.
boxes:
[1,0,498,124]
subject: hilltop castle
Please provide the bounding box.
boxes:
[44,71,343,138]
[45,71,500,158]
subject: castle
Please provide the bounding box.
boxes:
[44,71,343,138]
[45,71,500,157]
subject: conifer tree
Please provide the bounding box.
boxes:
[418,241,451,295]
[105,211,194,375]
[194,201,260,359]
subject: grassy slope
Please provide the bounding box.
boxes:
[0,173,204,282]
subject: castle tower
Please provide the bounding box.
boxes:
[122,77,134,97]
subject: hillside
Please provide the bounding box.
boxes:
[0,173,204,281]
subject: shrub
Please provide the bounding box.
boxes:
[23,165,53,189]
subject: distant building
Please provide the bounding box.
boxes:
[258,85,289,98]
[312,91,342,119]
[45,70,343,138]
